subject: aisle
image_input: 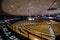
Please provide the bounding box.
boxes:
[49,23,55,40]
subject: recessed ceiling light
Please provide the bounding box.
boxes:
[18,10,20,13]
[11,5,14,8]
[54,3,56,5]
[9,10,12,12]
[42,14,44,16]
[29,3,32,6]
[20,8,22,10]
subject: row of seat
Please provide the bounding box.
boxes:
[7,20,60,40]
[7,23,45,40]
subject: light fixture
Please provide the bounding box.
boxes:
[29,3,32,6]
[47,8,57,10]
[34,38,38,40]
[47,0,57,10]
[11,5,14,8]
[9,10,12,12]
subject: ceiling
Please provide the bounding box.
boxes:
[2,0,60,16]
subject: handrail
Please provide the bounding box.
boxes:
[21,23,50,34]
[21,24,55,38]
[7,23,47,40]
[7,23,26,35]
[24,25,49,34]
[23,29,47,40]
[7,22,56,40]
[23,25,49,36]
[7,22,55,38]
[22,25,56,40]
[20,26,47,40]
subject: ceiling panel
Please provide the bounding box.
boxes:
[2,0,60,16]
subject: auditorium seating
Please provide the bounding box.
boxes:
[7,20,60,40]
